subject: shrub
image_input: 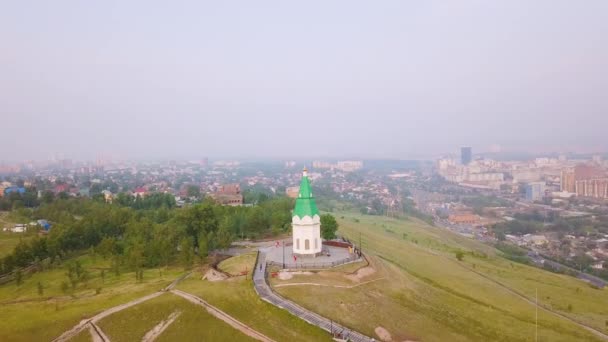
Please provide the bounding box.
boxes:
[455,250,465,261]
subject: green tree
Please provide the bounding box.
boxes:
[320,214,339,240]
[179,237,194,269]
[187,185,201,198]
[216,219,233,250]
[198,233,209,259]
[455,250,465,261]
[37,281,44,296]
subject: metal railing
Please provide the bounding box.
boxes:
[266,254,360,270]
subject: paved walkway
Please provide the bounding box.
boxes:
[253,250,374,342]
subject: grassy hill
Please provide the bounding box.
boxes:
[273,212,608,342]
[98,292,257,342]
[177,265,332,341]
[0,254,183,341]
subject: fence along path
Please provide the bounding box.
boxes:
[253,250,374,342]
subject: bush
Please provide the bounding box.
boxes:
[60,281,69,294]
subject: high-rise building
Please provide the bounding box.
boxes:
[561,163,608,199]
[461,147,472,165]
[525,182,546,202]
[560,169,575,193]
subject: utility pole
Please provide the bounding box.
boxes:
[359,232,362,257]
[535,287,538,342]
[282,241,285,269]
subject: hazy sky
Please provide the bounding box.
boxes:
[2,1,607,161]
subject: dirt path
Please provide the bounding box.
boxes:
[171,289,275,342]
[52,291,164,342]
[52,272,192,342]
[89,322,111,342]
[141,311,182,342]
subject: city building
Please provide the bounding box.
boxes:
[3,186,26,196]
[210,183,243,206]
[448,213,479,224]
[575,178,608,199]
[132,187,147,198]
[561,164,608,199]
[312,161,333,169]
[561,169,576,193]
[312,160,363,172]
[285,186,299,198]
[292,168,322,257]
[525,182,546,202]
[101,190,114,203]
[461,147,472,165]
[335,160,363,172]
[437,158,456,170]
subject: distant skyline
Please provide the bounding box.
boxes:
[2,1,607,161]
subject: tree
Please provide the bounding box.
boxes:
[37,281,44,296]
[455,250,464,261]
[216,219,233,251]
[179,237,194,269]
[320,214,338,240]
[187,185,201,198]
[198,233,209,259]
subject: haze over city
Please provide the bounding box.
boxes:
[4,2,608,341]
[2,1,607,161]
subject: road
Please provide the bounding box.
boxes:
[253,249,374,342]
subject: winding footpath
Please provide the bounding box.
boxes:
[253,249,374,342]
[52,291,164,342]
[52,272,274,342]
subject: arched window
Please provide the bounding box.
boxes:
[305,239,310,250]
[296,239,300,249]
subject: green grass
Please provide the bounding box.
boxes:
[98,292,256,342]
[0,231,34,258]
[157,296,258,342]
[273,212,608,342]
[69,328,92,342]
[217,252,257,276]
[177,269,332,342]
[0,254,184,342]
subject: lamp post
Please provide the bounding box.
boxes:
[282,240,285,269]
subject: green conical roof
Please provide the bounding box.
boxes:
[293,169,319,219]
